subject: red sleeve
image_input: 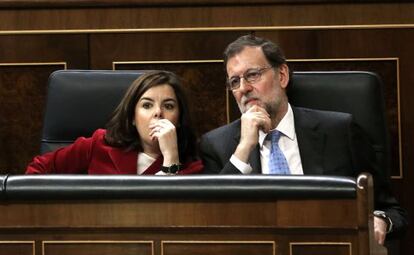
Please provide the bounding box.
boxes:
[25,129,104,174]
[178,160,204,175]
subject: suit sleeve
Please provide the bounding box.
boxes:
[25,130,101,174]
[199,134,242,174]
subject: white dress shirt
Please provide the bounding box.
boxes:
[230,104,303,175]
[137,152,166,175]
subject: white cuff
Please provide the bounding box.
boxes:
[230,155,253,174]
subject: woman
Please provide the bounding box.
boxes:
[26,70,203,175]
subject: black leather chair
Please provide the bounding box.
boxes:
[0,175,7,199]
[288,71,390,179]
[40,70,146,154]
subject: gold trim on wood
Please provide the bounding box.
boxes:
[42,240,154,255]
[226,88,231,124]
[2,24,414,35]
[161,240,276,255]
[289,242,352,255]
[112,59,222,71]
[395,58,402,179]
[288,57,399,62]
[0,62,67,68]
[0,241,35,255]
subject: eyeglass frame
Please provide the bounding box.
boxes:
[226,66,275,90]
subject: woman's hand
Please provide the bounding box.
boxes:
[149,119,180,166]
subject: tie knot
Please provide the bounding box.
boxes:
[268,130,282,143]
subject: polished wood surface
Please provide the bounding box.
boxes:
[0,200,358,227]
[0,4,414,31]
[0,1,412,254]
[0,0,405,8]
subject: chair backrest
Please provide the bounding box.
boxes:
[287,71,390,177]
[41,70,146,154]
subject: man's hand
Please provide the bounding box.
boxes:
[374,216,388,245]
[234,105,271,163]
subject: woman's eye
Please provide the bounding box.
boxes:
[142,102,152,109]
[164,103,175,110]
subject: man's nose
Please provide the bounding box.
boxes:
[238,78,253,93]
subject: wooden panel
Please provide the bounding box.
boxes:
[0,0,405,9]
[1,4,414,31]
[0,64,64,174]
[0,35,88,66]
[0,242,34,255]
[290,242,351,255]
[43,241,153,255]
[0,199,357,228]
[162,241,274,255]
[0,34,88,174]
[89,32,238,68]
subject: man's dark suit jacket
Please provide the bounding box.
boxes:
[200,106,407,237]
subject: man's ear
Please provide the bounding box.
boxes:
[278,64,290,89]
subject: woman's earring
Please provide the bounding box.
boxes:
[132,120,136,126]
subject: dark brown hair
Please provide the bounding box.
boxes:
[105,70,197,162]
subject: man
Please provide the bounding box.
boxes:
[199,34,407,245]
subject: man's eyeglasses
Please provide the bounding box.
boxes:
[226,66,274,90]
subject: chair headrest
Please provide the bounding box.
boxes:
[41,70,147,153]
[289,71,387,144]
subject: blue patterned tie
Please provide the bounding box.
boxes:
[268,130,290,175]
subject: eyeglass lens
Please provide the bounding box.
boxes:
[227,67,270,90]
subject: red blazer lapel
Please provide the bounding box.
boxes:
[107,147,138,174]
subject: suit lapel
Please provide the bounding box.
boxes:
[249,145,261,173]
[293,107,326,175]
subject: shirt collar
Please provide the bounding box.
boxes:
[259,103,296,148]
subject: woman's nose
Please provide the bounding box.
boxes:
[154,106,163,118]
